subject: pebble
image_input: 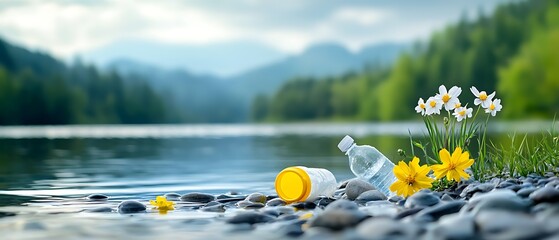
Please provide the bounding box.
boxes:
[279,221,305,237]
[265,198,286,207]
[517,187,537,198]
[440,193,454,201]
[395,207,424,220]
[180,192,215,203]
[415,200,466,221]
[291,201,316,210]
[387,195,403,203]
[404,192,440,208]
[466,190,530,214]
[85,207,113,213]
[529,186,559,203]
[227,212,275,225]
[345,179,375,200]
[308,209,369,231]
[425,214,476,240]
[355,190,386,202]
[475,210,546,240]
[460,183,494,198]
[86,194,109,201]
[324,199,358,211]
[356,218,418,239]
[245,193,267,204]
[314,197,336,208]
[236,200,256,208]
[163,193,181,200]
[244,203,265,209]
[201,203,226,212]
[118,200,146,213]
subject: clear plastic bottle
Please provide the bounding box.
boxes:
[275,166,337,203]
[338,135,396,197]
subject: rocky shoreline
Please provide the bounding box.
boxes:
[103,173,559,240]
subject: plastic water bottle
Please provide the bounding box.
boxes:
[275,166,337,203]
[338,135,396,197]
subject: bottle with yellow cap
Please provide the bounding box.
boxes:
[275,166,337,203]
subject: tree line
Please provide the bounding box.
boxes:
[253,0,559,121]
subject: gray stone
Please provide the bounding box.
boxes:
[201,203,225,212]
[404,192,440,208]
[245,193,267,204]
[226,212,275,225]
[475,210,546,240]
[324,199,358,211]
[415,200,466,221]
[266,198,286,207]
[425,214,476,240]
[86,194,108,201]
[345,179,375,200]
[355,190,387,202]
[180,192,215,203]
[236,200,256,208]
[280,222,304,237]
[163,193,181,200]
[291,201,316,210]
[517,187,537,198]
[441,193,454,201]
[244,203,265,209]
[308,209,369,231]
[356,218,418,239]
[85,207,113,213]
[465,189,530,214]
[118,200,146,213]
[530,186,559,203]
[388,195,403,203]
[395,207,424,220]
[315,197,336,207]
[275,206,296,215]
[460,183,495,198]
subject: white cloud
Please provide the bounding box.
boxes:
[0,0,510,59]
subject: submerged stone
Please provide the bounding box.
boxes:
[87,194,109,201]
[118,200,146,213]
[226,212,275,225]
[265,198,286,207]
[164,193,181,201]
[181,192,215,203]
[308,209,369,231]
[85,207,113,213]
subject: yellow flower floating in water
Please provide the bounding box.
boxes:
[390,157,434,197]
[431,147,474,182]
[150,196,175,212]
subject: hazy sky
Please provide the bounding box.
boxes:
[0,0,511,58]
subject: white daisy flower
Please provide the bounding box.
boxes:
[453,106,473,122]
[470,86,495,108]
[435,85,461,111]
[425,96,443,115]
[415,98,427,116]
[485,99,502,116]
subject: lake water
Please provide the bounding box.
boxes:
[0,121,555,239]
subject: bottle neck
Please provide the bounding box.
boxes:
[345,143,356,155]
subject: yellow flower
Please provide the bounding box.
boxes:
[389,157,434,197]
[431,147,474,182]
[150,196,175,211]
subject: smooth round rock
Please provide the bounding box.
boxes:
[236,200,254,208]
[415,200,466,221]
[475,210,546,240]
[404,192,440,208]
[355,190,386,202]
[425,214,476,240]
[163,193,181,201]
[291,201,316,210]
[118,200,146,213]
[181,192,215,203]
[87,194,109,201]
[266,198,286,207]
[85,207,113,213]
[345,179,375,200]
[201,203,225,212]
[308,209,369,231]
[460,183,494,198]
[226,212,275,225]
[517,187,537,198]
[529,186,559,203]
[357,218,418,239]
[388,195,403,203]
[325,199,359,211]
[245,193,267,204]
[244,203,265,209]
[466,190,530,214]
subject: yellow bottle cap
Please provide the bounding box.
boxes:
[275,167,311,203]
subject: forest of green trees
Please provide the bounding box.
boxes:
[253,0,559,121]
[0,39,167,125]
